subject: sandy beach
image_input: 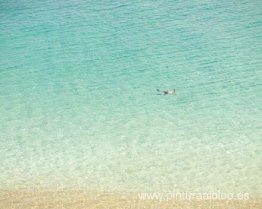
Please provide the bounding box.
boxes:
[1,190,261,209]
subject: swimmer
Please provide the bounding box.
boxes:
[156,89,176,95]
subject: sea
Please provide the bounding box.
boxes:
[0,0,261,196]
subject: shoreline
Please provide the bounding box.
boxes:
[1,189,261,209]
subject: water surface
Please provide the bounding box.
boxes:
[0,0,261,195]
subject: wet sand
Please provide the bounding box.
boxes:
[1,190,261,209]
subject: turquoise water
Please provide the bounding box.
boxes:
[0,0,261,195]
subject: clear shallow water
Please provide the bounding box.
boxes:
[0,0,261,195]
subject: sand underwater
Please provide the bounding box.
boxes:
[0,0,261,208]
